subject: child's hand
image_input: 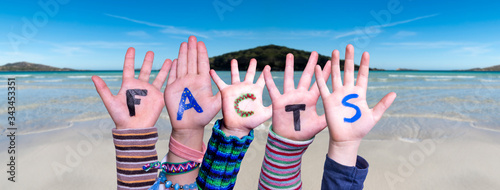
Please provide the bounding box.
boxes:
[263,52,331,141]
[164,36,221,133]
[210,59,272,138]
[315,45,396,166]
[92,48,171,129]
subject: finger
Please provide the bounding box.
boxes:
[331,50,342,90]
[256,66,265,87]
[356,52,370,89]
[298,51,318,90]
[187,36,198,74]
[123,47,136,80]
[231,59,240,84]
[210,69,228,90]
[344,44,355,87]
[244,58,257,83]
[323,60,332,82]
[211,91,222,113]
[318,114,327,130]
[167,59,178,85]
[197,41,210,75]
[92,76,113,103]
[177,42,188,77]
[138,51,154,82]
[315,65,331,97]
[373,92,397,122]
[310,60,331,96]
[263,65,281,99]
[263,104,273,121]
[153,59,172,89]
[284,53,295,93]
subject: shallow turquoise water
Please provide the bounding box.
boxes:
[0,70,499,138]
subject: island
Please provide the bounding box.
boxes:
[209,45,383,71]
[0,62,77,71]
[466,64,500,71]
[396,68,419,71]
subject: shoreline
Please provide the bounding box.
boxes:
[2,118,500,189]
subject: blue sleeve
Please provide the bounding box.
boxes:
[321,155,369,190]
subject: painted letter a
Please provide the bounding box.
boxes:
[176,88,203,120]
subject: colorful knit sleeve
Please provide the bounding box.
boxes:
[258,126,314,190]
[196,119,254,190]
[321,155,368,190]
[112,127,159,190]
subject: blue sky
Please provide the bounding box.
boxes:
[1,0,499,70]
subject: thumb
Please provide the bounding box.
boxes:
[92,75,114,104]
[372,92,397,122]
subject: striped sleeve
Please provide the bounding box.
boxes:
[258,126,314,190]
[112,127,159,190]
[197,119,254,190]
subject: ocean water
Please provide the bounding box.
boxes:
[0,71,499,140]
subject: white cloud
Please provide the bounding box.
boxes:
[51,46,86,56]
[392,31,417,38]
[334,14,438,39]
[334,28,382,39]
[379,14,438,28]
[159,27,209,39]
[209,29,333,40]
[72,41,163,49]
[210,30,255,37]
[0,51,48,63]
[4,39,89,57]
[451,46,492,56]
[382,41,497,57]
[286,30,333,37]
[105,14,347,40]
[126,31,151,38]
[381,41,464,48]
[105,14,170,28]
[105,13,209,39]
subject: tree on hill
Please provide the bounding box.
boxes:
[209,44,356,71]
[466,64,500,71]
[0,62,76,71]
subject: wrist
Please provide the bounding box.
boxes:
[327,140,361,167]
[220,119,251,138]
[170,128,204,151]
[115,122,151,130]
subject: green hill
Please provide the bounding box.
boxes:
[209,45,379,71]
[0,62,77,71]
[466,64,500,71]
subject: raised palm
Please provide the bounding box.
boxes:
[210,58,272,134]
[164,36,221,131]
[92,48,171,129]
[263,52,331,141]
[315,45,396,143]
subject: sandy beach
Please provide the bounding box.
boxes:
[2,115,500,190]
